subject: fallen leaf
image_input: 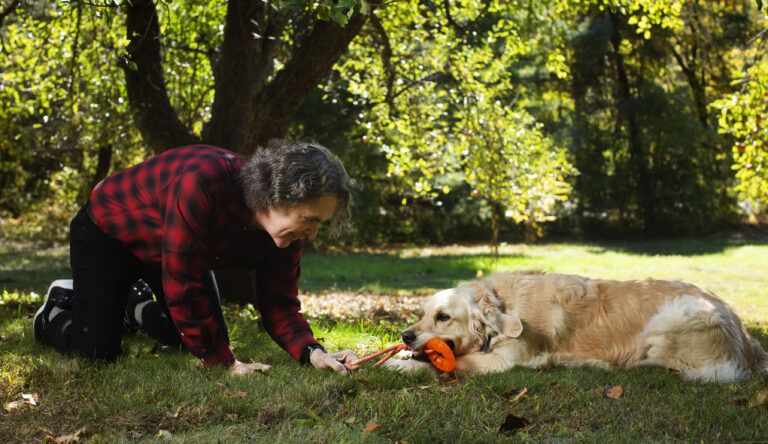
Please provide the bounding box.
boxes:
[498,414,530,434]
[54,428,86,443]
[363,422,382,433]
[509,387,529,404]
[604,385,623,399]
[231,391,248,398]
[503,386,520,398]
[4,393,39,411]
[748,388,768,409]
[4,400,24,412]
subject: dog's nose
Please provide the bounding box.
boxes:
[402,330,416,345]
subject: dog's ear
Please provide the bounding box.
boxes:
[498,313,523,338]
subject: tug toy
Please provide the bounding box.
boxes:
[351,338,456,372]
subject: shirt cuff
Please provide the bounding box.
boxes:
[202,345,236,367]
[300,343,325,365]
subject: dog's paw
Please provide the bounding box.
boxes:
[383,357,433,373]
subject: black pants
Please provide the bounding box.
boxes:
[44,206,226,361]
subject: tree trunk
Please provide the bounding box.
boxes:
[610,14,656,233]
[243,13,369,150]
[121,0,200,152]
[83,145,113,201]
[202,0,288,152]
[490,201,499,258]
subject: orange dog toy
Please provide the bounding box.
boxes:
[351,338,456,372]
[422,338,456,372]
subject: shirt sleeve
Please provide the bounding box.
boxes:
[162,172,235,367]
[255,240,319,362]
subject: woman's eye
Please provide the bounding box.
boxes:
[436,313,450,322]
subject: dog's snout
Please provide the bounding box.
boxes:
[402,330,416,345]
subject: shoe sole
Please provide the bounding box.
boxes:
[34,279,74,341]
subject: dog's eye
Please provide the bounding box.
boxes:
[436,312,451,322]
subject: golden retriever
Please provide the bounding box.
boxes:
[386,271,768,383]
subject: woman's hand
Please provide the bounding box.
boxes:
[229,359,272,375]
[309,349,359,375]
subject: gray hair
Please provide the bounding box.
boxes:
[238,140,352,237]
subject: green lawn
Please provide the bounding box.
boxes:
[1,237,767,442]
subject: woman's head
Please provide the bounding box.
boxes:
[239,141,352,244]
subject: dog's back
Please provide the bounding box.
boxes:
[488,271,768,382]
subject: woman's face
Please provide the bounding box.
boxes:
[253,195,338,248]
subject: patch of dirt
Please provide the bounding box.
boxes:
[300,292,425,321]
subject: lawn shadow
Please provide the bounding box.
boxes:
[570,233,768,257]
[0,248,70,295]
[301,251,530,293]
[746,324,768,349]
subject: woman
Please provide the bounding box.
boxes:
[34,141,358,375]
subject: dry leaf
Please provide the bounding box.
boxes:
[4,400,24,412]
[604,385,623,399]
[509,387,529,404]
[54,428,85,444]
[232,391,248,398]
[503,386,520,398]
[363,422,382,433]
[498,414,530,434]
[4,393,39,411]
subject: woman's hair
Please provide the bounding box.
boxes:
[238,140,352,236]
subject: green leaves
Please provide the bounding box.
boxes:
[339,0,576,243]
[712,55,768,208]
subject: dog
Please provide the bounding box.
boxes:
[386,271,768,383]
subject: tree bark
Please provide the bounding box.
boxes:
[203,0,288,152]
[121,0,200,152]
[244,12,369,150]
[609,14,656,233]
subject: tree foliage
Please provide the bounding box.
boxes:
[713,37,768,212]
[1,0,767,247]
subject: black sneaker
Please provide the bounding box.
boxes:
[33,279,74,343]
[124,279,154,334]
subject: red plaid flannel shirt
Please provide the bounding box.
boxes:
[87,145,319,366]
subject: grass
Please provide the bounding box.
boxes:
[1,236,767,442]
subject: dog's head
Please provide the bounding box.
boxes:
[402,281,523,357]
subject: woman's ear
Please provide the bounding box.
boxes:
[498,313,523,338]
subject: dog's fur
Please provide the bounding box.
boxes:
[387,271,768,383]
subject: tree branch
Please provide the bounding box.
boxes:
[244,11,370,150]
[0,0,21,29]
[369,13,395,112]
[203,0,286,151]
[121,0,198,152]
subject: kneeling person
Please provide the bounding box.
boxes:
[34,141,358,375]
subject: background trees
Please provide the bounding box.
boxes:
[0,0,766,247]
